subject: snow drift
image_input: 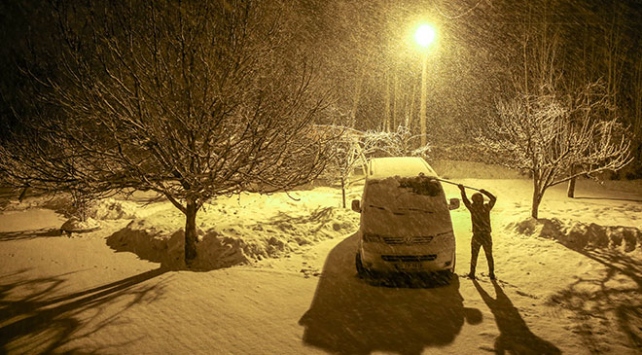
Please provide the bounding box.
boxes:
[509,217,641,252]
[105,189,360,270]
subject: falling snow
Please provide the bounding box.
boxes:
[1,161,641,354]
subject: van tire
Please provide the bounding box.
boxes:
[435,270,453,285]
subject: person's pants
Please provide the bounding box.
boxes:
[471,233,494,276]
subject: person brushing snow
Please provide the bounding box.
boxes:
[458,184,497,280]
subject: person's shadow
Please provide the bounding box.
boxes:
[299,234,480,355]
[473,279,561,354]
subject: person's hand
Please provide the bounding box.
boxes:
[458,184,465,191]
[480,189,487,194]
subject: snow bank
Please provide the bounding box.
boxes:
[508,217,642,252]
[88,198,139,220]
[2,193,139,220]
[106,202,359,271]
[60,217,101,235]
[2,194,71,212]
[1,186,361,270]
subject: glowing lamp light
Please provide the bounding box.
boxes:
[413,23,437,147]
[415,24,436,48]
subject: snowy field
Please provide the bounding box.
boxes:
[1,160,641,354]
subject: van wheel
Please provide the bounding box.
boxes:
[435,270,453,285]
[355,252,367,278]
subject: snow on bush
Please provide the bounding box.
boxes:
[60,217,101,235]
[2,193,71,212]
[106,204,359,271]
[509,217,641,252]
[2,194,138,221]
[88,198,139,220]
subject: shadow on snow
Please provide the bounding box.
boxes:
[0,228,63,241]
[299,234,481,355]
[0,268,167,354]
[473,279,561,354]
[547,248,642,352]
[574,196,642,204]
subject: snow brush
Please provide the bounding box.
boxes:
[430,177,482,192]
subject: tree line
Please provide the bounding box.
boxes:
[0,0,637,264]
[0,0,337,267]
[309,0,640,173]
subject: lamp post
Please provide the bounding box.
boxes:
[414,24,436,147]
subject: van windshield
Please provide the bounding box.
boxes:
[364,175,447,215]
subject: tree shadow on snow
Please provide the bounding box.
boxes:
[299,234,480,355]
[0,227,63,241]
[547,248,642,352]
[473,279,561,354]
[574,196,642,204]
[0,268,167,354]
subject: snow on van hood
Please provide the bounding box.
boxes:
[360,176,453,237]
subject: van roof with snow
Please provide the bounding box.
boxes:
[368,157,438,180]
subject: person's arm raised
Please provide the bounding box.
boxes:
[480,189,496,209]
[459,184,471,208]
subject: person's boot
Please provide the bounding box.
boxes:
[467,268,476,279]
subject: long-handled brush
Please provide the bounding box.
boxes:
[431,177,482,192]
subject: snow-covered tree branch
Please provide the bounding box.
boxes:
[0,1,336,267]
[481,85,631,219]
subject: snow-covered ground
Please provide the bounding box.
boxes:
[1,161,641,354]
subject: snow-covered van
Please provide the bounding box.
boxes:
[351,157,459,280]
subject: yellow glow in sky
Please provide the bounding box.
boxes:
[415,24,436,48]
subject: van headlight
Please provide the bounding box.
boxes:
[363,233,382,242]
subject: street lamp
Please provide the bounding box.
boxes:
[414,24,436,147]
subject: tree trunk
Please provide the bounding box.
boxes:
[531,178,541,219]
[567,164,577,198]
[184,199,199,267]
[567,178,576,198]
[531,191,540,219]
[18,186,29,201]
[350,70,364,128]
[341,176,346,209]
[405,80,416,129]
[392,72,398,130]
[384,72,391,131]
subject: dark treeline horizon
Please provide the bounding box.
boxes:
[1,0,641,175]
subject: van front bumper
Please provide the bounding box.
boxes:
[359,247,455,275]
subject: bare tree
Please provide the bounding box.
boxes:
[481,87,631,219]
[318,126,366,208]
[0,126,98,221]
[477,2,632,220]
[318,125,431,209]
[362,125,431,159]
[0,1,334,267]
